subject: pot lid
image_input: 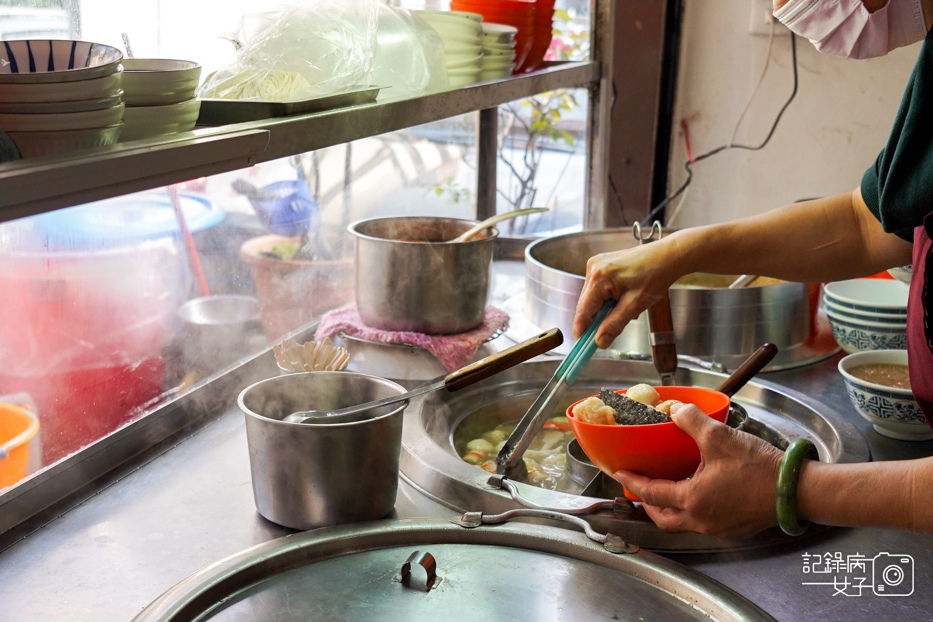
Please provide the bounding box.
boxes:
[135,518,774,622]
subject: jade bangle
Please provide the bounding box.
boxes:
[776,438,816,536]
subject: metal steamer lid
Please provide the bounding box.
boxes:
[135,518,775,622]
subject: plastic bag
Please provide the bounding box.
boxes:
[372,4,448,101]
[199,0,379,101]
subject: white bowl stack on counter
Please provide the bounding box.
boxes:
[0,39,124,158]
[120,59,202,142]
[480,23,518,81]
[823,278,908,354]
[415,10,484,87]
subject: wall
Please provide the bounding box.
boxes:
[666,0,921,227]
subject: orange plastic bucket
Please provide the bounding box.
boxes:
[0,402,39,489]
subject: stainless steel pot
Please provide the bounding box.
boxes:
[350,217,497,335]
[238,371,407,530]
[525,229,819,358]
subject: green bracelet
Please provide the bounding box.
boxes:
[776,438,816,536]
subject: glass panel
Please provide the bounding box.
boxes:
[0,0,592,500]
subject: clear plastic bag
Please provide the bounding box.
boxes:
[199,0,379,101]
[372,4,448,101]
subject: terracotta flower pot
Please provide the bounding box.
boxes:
[240,235,355,341]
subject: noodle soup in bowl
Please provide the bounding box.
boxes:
[566,386,730,500]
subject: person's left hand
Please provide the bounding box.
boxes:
[613,403,784,540]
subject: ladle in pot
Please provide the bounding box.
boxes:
[451,207,549,243]
[283,328,563,424]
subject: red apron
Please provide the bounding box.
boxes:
[908,211,933,425]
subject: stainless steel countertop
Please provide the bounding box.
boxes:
[1,261,932,621]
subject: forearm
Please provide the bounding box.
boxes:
[797,457,933,532]
[664,190,912,283]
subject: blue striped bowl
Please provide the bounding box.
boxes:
[0,40,123,84]
[838,350,931,440]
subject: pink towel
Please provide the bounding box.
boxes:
[315,305,510,372]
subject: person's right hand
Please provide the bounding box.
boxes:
[572,237,685,348]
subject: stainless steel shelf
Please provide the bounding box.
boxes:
[0,61,597,224]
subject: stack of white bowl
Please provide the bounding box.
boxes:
[823,279,908,354]
[0,39,124,158]
[480,23,518,81]
[415,10,483,87]
[120,59,202,142]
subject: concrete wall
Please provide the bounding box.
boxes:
[666,0,921,227]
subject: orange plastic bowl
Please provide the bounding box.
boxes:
[566,386,730,486]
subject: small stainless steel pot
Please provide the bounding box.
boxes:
[350,217,497,335]
[238,371,407,530]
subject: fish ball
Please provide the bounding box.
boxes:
[626,383,660,406]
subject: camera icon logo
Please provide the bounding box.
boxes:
[873,553,914,596]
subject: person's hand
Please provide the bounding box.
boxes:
[613,403,784,540]
[571,238,684,349]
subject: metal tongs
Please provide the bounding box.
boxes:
[635,221,678,386]
[496,300,615,479]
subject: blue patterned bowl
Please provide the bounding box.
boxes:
[838,350,931,441]
[0,40,123,84]
[825,307,907,354]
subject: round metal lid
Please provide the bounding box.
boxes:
[134,519,775,622]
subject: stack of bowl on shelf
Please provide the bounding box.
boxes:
[0,39,124,158]
[479,23,518,80]
[451,0,555,73]
[823,278,908,354]
[120,59,202,142]
[414,10,484,87]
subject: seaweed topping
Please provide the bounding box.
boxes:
[598,388,672,425]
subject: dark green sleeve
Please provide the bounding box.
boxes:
[860,30,933,243]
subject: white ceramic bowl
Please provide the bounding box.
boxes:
[121,59,202,106]
[7,124,123,158]
[447,73,480,87]
[887,265,912,284]
[0,92,123,114]
[823,279,909,314]
[481,22,519,42]
[483,46,517,58]
[0,69,122,104]
[482,56,516,69]
[838,350,930,440]
[824,299,907,323]
[442,40,484,55]
[121,98,201,142]
[825,307,907,354]
[0,40,123,84]
[446,55,483,70]
[435,30,483,46]
[447,66,482,77]
[483,40,517,51]
[0,103,125,131]
[416,10,483,24]
[423,19,481,39]
[479,69,512,81]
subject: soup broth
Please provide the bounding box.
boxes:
[849,363,911,390]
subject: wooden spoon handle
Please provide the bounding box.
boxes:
[453,207,549,243]
[715,343,778,397]
[444,328,563,391]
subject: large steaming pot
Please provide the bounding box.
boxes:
[525,229,819,357]
[351,217,497,335]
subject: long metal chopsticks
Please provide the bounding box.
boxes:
[495,300,615,478]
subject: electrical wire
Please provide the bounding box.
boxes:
[729,18,775,146]
[640,32,798,226]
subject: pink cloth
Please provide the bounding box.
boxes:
[315,305,510,372]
